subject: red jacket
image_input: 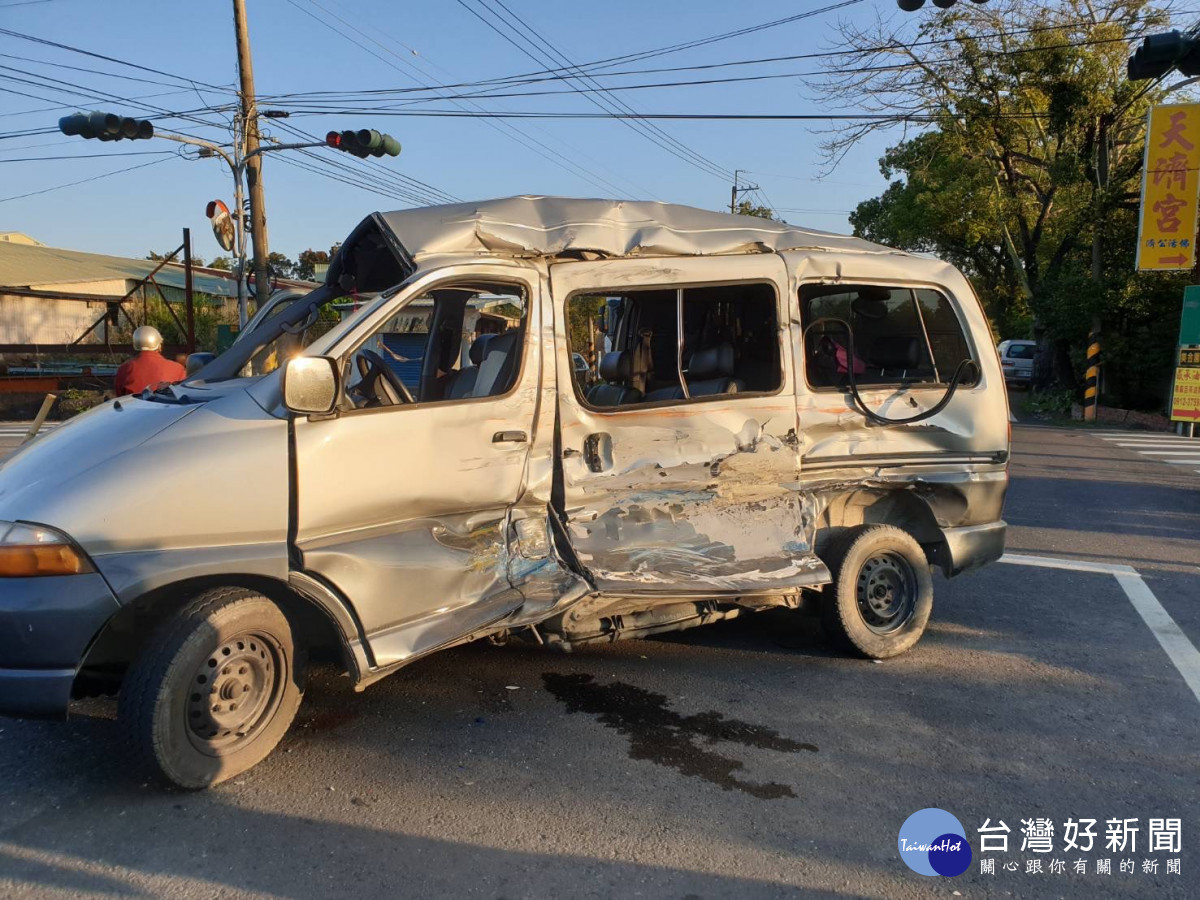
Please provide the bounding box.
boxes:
[114,351,187,396]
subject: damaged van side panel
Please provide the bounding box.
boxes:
[782,251,1009,571]
[548,255,830,596]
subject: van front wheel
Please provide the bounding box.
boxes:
[820,525,933,659]
[119,588,305,789]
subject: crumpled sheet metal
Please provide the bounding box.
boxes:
[375,196,904,263]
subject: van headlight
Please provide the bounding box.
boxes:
[0,521,94,577]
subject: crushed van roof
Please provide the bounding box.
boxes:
[375,196,903,263]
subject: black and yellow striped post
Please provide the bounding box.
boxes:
[1083,330,1101,421]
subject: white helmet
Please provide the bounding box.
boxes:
[132,325,163,352]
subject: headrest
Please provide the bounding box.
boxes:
[598,350,631,382]
[869,335,921,370]
[689,344,734,379]
[469,333,495,365]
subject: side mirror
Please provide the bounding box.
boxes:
[283,356,339,416]
[186,352,216,376]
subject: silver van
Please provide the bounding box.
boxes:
[997,338,1035,387]
[0,197,1009,788]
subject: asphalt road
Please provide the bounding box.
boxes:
[1,421,1198,898]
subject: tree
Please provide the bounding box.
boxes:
[207,256,232,271]
[735,200,776,220]
[147,250,204,267]
[296,248,330,281]
[266,251,296,280]
[810,0,1185,398]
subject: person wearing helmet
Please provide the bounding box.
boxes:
[114,326,187,396]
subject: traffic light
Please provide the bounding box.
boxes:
[58,111,154,141]
[897,0,987,9]
[325,129,401,158]
[1128,31,1200,80]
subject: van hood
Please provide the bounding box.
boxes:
[0,397,199,519]
[0,385,290,559]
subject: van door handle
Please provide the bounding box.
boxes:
[492,430,527,444]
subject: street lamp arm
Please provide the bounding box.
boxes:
[245,140,327,161]
[154,132,238,174]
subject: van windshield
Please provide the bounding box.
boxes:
[188,284,353,383]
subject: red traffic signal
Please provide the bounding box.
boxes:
[325,128,401,158]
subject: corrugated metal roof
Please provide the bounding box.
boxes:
[0,240,237,298]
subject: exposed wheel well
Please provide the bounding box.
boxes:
[74,575,352,699]
[813,488,948,571]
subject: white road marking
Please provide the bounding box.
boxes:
[1094,433,1200,472]
[1000,554,1200,706]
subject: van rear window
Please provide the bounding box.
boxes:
[800,284,977,390]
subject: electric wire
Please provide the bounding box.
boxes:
[456,0,730,181]
[284,0,638,198]
[0,155,173,203]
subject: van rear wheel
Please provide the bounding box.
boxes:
[119,587,305,789]
[820,525,933,659]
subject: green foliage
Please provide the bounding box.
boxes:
[57,388,107,419]
[819,0,1189,408]
[111,297,239,354]
[1024,388,1076,419]
[207,256,232,271]
[295,248,330,281]
[735,200,776,220]
[567,295,606,362]
[266,252,296,279]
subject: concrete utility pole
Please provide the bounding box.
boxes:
[729,169,759,215]
[233,0,271,315]
[1085,114,1111,423]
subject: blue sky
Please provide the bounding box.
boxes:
[5,1,957,261]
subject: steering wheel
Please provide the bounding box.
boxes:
[355,348,415,406]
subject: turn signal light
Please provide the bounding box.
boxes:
[0,522,93,577]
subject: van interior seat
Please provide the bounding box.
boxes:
[686,343,742,396]
[442,333,494,400]
[587,351,643,406]
[643,342,742,402]
[472,329,521,398]
[866,335,923,379]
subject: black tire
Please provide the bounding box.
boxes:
[819,524,933,659]
[119,587,305,789]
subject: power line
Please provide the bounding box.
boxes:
[278,109,1054,121]
[284,0,640,198]
[0,26,229,91]
[479,0,864,84]
[255,20,1172,114]
[0,155,173,203]
[0,150,176,162]
[0,51,238,94]
[268,117,460,205]
[456,0,731,182]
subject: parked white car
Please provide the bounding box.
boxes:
[997,339,1035,386]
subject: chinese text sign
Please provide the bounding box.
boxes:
[1137,104,1200,272]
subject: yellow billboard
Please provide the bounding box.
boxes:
[1137,103,1200,271]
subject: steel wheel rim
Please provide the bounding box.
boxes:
[186,631,286,756]
[855,551,917,634]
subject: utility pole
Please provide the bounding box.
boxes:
[1085,113,1111,423]
[233,0,271,317]
[729,169,760,215]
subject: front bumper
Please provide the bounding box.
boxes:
[935,521,1007,577]
[0,573,120,720]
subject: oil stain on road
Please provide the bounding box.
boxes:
[542,672,817,800]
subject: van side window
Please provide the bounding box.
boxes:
[345,281,527,409]
[567,282,782,409]
[800,284,976,389]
